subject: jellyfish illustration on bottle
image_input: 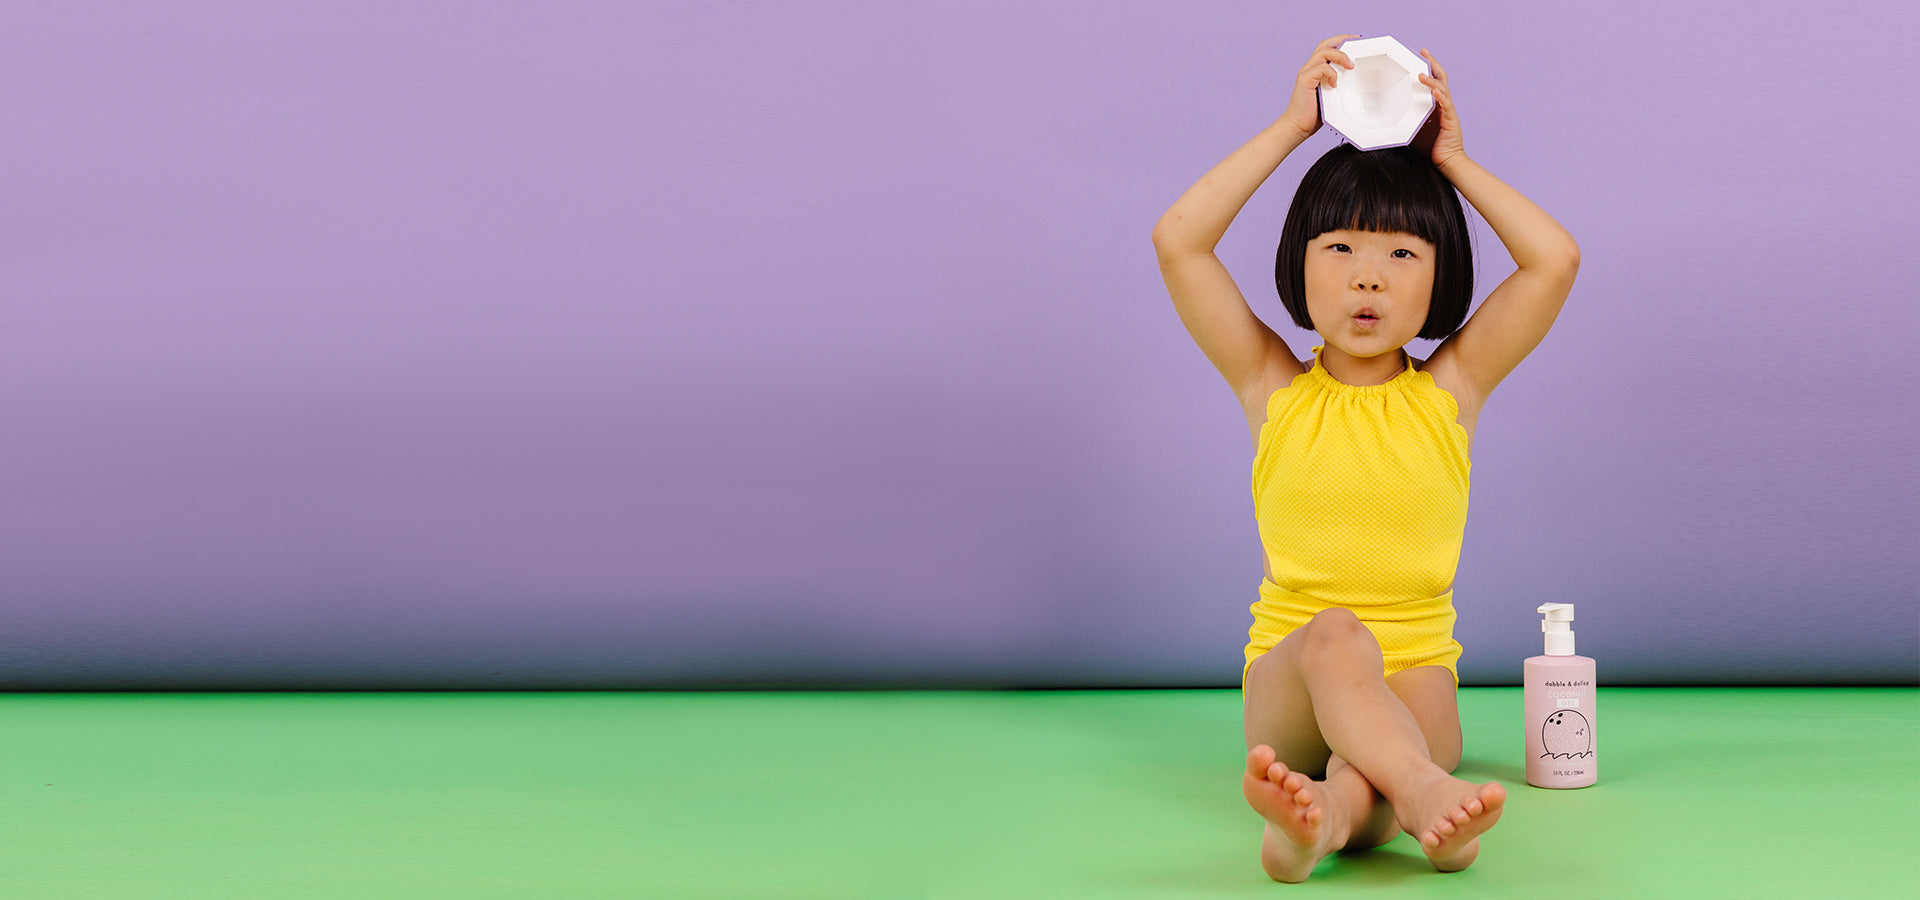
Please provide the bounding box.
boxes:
[1539,708,1593,759]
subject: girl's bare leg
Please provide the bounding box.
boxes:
[1242,607,1505,878]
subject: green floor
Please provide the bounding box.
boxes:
[1,688,1914,898]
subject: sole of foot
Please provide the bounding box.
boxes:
[1243,745,1344,883]
[1405,775,1506,873]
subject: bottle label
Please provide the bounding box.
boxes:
[1537,708,1595,760]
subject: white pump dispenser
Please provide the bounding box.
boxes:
[1539,602,1576,656]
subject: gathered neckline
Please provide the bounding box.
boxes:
[1302,344,1424,395]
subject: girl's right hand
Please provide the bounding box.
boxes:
[1279,35,1359,138]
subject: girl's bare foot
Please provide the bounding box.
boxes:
[1395,773,1507,872]
[1242,745,1350,882]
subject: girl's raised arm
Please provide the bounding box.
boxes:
[1152,35,1358,405]
[1416,50,1581,400]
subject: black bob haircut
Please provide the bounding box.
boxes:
[1273,144,1474,341]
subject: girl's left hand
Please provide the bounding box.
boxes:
[1412,49,1465,169]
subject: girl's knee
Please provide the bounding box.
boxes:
[1299,608,1383,668]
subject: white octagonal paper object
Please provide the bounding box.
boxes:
[1318,36,1434,150]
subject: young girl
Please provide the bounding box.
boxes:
[1151,36,1580,881]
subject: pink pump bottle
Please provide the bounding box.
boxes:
[1524,603,1597,788]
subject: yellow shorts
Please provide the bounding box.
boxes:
[1242,579,1462,692]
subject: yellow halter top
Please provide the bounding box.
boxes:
[1244,345,1472,690]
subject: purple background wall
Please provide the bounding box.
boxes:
[1,2,1914,689]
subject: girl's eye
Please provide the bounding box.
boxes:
[1325,244,1415,257]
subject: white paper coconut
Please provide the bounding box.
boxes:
[1318,36,1434,151]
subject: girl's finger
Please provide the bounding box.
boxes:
[1306,47,1347,72]
[1318,33,1360,48]
[1311,48,1353,70]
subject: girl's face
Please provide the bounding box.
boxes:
[1302,228,1435,356]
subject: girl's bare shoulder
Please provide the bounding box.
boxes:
[1240,356,1312,441]
[1414,346,1480,410]
[1413,350,1481,454]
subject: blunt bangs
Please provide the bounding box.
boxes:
[1273,144,1474,340]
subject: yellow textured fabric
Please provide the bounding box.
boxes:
[1242,345,1471,692]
